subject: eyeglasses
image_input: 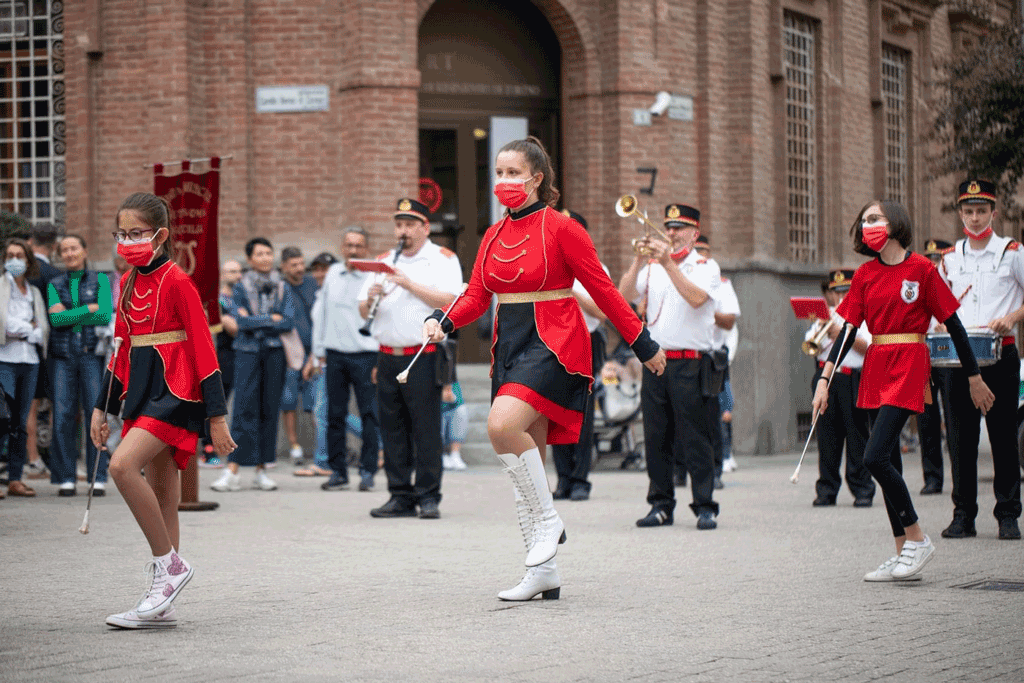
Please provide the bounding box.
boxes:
[111,228,155,243]
[862,214,888,225]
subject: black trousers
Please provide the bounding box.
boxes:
[814,369,874,500]
[865,406,918,537]
[551,331,605,493]
[916,369,948,488]
[642,357,718,516]
[939,345,1022,522]
[377,350,443,505]
[326,350,379,480]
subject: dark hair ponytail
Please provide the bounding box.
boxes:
[116,192,175,315]
[498,136,560,208]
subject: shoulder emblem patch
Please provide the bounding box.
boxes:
[696,258,708,265]
[376,251,390,260]
[440,247,455,258]
[1007,241,1020,251]
[940,246,955,255]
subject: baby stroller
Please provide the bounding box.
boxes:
[592,379,645,470]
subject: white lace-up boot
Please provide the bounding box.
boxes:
[494,457,561,601]
[496,449,566,567]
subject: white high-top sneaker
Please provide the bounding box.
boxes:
[136,552,194,618]
[106,605,178,629]
[497,449,566,567]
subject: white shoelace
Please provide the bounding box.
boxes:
[137,560,168,608]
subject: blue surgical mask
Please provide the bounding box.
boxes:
[5,258,26,278]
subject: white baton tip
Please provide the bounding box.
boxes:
[790,474,799,484]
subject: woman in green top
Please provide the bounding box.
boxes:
[47,234,112,496]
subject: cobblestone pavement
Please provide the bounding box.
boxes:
[1,452,1021,683]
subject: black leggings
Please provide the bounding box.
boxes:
[865,405,918,537]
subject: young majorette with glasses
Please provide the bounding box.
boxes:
[90,193,236,628]
[813,199,994,582]
[422,136,665,601]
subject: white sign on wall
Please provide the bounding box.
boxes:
[255,86,330,114]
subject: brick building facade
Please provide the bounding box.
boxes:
[3,0,1015,453]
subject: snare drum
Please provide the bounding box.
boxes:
[926,331,1001,367]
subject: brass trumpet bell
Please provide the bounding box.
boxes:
[615,194,673,254]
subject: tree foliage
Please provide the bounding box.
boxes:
[0,210,32,242]
[930,20,1024,225]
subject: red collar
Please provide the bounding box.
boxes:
[671,247,690,262]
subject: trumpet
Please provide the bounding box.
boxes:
[358,236,406,337]
[801,311,844,356]
[615,194,673,255]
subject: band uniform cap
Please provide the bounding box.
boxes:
[664,203,700,228]
[695,235,709,246]
[924,239,952,256]
[310,252,338,268]
[560,209,588,231]
[828,269,854,291]
[957,179,997,205]
[394,198,430,223]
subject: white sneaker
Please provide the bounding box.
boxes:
[863,556,922,582]
[106,605,178,629]
[93,482,106,493]
[254,470,277,491]
[722,455,738,473]
[890,537,935,580]
[210,471,241,492]
[136,552,193,618]
[289,444,303,464]
[442,454,455,470]
[448,452,468,470]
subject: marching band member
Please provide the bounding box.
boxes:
[91,192,236,628]
[620,203,722,531]
[550,209,605,502]
[814,199,993,582]
[808,270,875,508]
[422,137,664,601]
[360,198,463,520]
[917,238,952,495]
[936,180,1023,540]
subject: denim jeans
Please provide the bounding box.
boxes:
[0,362,39,482]
[230,347,286,467]
[441,404,468,450]
[311,373,328,468]
[50,351,105,485]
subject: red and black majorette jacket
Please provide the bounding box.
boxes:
[438,202,657,384]
[102,255,226,419]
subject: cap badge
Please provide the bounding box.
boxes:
[668,206,681,219]
[834,272,845,283]
[968,181,981,195]
[927,241,936,251]
[561,209,571,217]
[398,199,412,211]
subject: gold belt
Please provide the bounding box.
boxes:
[873,333,925,345]
[131,330,187,346]
[496,288,573,304]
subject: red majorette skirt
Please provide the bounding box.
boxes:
[858,342,932,414]
[122,416,198,470]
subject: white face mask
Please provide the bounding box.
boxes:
[5,258,26,278]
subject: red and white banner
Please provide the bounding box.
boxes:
[153,158,222,328]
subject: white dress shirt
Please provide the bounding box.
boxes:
[712,276,741,351]
[312,262,380,356]
[940,235,1024,329]
[0,273,41,364]
[572,262,610,334]
[808,310,870,371]
[635,251,720,351]
[356,240,463,348]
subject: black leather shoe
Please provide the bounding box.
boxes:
[569,482,590,501]
[370,497,418,518]
[636,507,673,527]
[920,482,942,495]
[853,497,872,508]
[552,483,571,500]
[418,500,440,519]
[941,515,977,538]
[696,511,718,530]
[812,495,836,507]
[998,518,1021,540]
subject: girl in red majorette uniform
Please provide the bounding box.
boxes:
[90,192,236,629]
[423,137,666,601]
[813,199,993,583]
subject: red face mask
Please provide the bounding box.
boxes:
[494,177,534,210]
[861,222,890,252]
[962,218,993,240]
[117,235,158,267]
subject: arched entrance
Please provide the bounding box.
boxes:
[418,0,561,362]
